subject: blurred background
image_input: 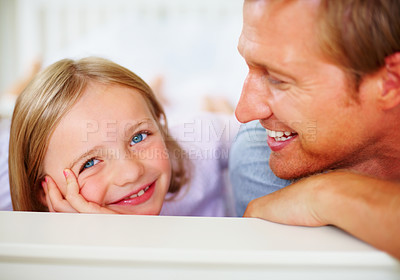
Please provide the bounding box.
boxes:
[0,0,247,119]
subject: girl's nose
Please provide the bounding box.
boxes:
[110,156,145,187]
[235,72,273,123]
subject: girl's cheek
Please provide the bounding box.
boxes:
[158,146,171,168]
[79,179,105,204]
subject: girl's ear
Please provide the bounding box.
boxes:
[39,180,49,208]
[380,52,400,110]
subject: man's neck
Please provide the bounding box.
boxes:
[349,154,400,181]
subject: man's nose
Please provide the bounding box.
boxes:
[235,73,273,123]
[110,156,145,187]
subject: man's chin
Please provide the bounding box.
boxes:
[269,161,319,180]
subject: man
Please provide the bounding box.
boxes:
[229,0,400,259]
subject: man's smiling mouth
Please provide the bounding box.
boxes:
[266,129,298,142]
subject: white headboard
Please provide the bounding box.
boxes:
[7,0,246,117]
[16,0,243,69]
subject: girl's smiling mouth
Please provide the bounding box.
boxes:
[109,181,156,206]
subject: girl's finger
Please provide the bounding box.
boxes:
[45,176,77,213]
[63,169,91,211]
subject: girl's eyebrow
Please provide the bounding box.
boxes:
[68,145,104,170]
[68,118,155,170]
[123,118,154,136]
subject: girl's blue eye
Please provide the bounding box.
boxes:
[82,158,100,172]
[131,132,148,145]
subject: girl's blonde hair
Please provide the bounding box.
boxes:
[9,57,189,211]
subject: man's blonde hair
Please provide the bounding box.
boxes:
[9,57,189,211]
[317,0,400,93]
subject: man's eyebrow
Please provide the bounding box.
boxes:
[242,53,296,80]
[262,62,295,80]
[68,118,154,170]
[237,39,296,80]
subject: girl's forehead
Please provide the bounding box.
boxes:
[50,82,158,145]
[72,82,153,120]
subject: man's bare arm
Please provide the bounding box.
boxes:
[244,171,400,260]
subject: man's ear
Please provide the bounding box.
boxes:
[380,52,400,110]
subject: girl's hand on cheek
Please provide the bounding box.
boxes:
[43,175,77,213]
[63,169,117,214]
[44,170,116,214]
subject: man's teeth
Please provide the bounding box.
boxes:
[125,186,150,200]
[266,129,297,142]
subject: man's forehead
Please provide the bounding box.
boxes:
[240,0,321,53]
[243,0,320,20]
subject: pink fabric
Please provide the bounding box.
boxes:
[160,113,239,217]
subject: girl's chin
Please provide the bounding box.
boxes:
[107,205,162,215]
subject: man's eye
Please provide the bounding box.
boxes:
[81,158,100,173]
[131,132,148,146]
[267,76,283,85]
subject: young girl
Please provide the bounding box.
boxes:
[9,57,237,216]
